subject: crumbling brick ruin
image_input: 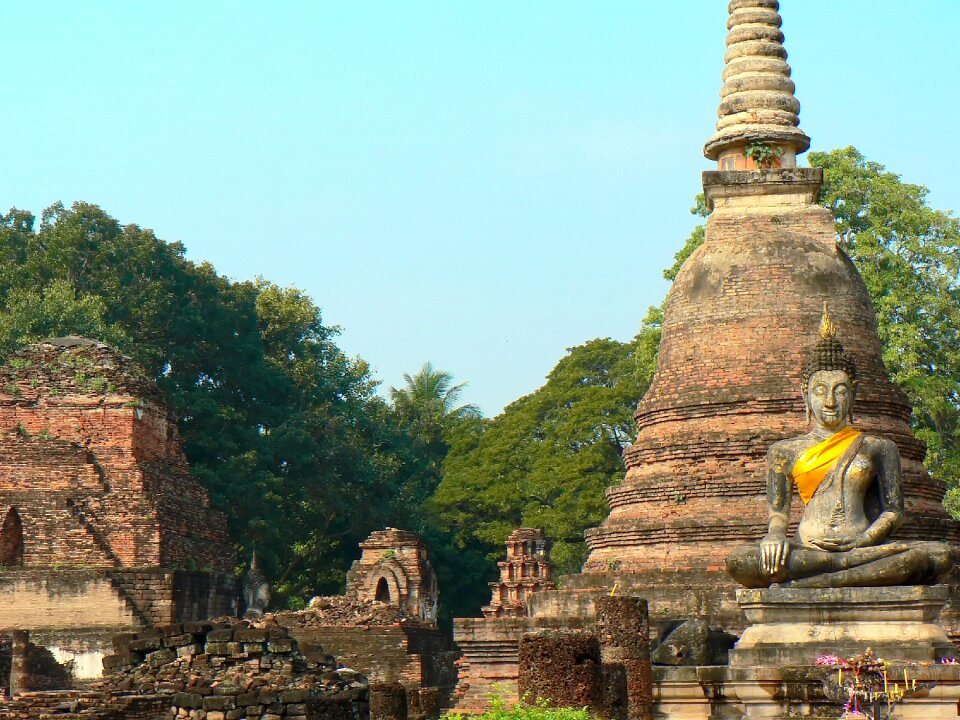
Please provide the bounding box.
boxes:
[345,529,438,624]
[0,620,368,719]
[267,529,457,700]
[0,337,237,684]
[482,528,555,619]
[452,528,572,711]
[515,597,653,720]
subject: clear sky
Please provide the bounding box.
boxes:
[0,2,957,416]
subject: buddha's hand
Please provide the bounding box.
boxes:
[760,533,790,575]
[810,533,875,552]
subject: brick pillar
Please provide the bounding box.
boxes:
[407,687,440,720]
[9,630,29,697]
[370,683,408,720]
[595,597,653,720]
[518,631,603,714]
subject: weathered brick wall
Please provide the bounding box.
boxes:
[0,570,139,630]
[286,625,431,686]
[451,616,590,712]
[0,338,234,575]
[97,621,368,720]
[109,569,238,625]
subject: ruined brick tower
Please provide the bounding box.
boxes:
[572,0,960,629]
[482,528,555,619]
[0,337,237,680]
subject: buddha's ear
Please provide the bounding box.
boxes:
[800,383,810,423]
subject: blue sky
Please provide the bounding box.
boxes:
[0,2,957,415]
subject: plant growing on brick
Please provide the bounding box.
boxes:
[744,141,783,168]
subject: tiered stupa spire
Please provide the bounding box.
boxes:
[704,0,810,169]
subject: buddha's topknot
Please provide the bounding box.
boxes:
[800,303,857,385]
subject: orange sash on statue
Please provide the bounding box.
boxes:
[790,426,862,505]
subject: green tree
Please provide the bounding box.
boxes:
[430,327,658,608]
[391,362,479,423]
[390,362,480,478]
[0,201,430,606]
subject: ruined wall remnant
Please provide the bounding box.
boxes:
[256,529,457,701]
[0,620,368,719]
[0,337,238,684]
[594,597,653,720]
[482,528,555,619]
[450,527,564,711]
[518,631,604,715]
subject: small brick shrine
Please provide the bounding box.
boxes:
[272,528,456,697]
[0,337,237,684]
[345,528,439,624]
[482,528,555,619]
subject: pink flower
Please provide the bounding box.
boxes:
[815,654,844,666]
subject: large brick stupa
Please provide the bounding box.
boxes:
[545,0,960,632]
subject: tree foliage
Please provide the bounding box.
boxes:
[390,362,480,486]
[0,201,427,605]
[430,319,660,602]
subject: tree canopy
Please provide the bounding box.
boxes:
[0,202,428,604]
[429,317,660,602]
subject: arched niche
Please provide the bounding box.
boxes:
[375,576,391,603]
[0,507,23,567]
[366,563,404,606]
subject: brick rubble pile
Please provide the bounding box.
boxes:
[267,596,408,628]
[98,620,368,719]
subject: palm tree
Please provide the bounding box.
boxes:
[389,362,480,428]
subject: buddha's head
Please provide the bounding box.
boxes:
[801,305,858,430]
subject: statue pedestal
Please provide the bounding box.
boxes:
[730,585,957,666]
[721,585,960,719]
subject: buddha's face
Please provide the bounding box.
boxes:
[804,369,855,431]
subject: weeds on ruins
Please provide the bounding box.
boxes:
[444,690,592,720]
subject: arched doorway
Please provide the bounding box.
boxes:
[375,576,391,603]
[0,508,23,566]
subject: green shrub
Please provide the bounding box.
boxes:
[444,690,593,720]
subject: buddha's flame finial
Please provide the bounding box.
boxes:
[819,302,837,339]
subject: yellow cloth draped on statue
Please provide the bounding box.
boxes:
[790,426,862,504]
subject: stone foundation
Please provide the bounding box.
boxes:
[282,623,456,691]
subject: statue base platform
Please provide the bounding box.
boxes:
[730,585,957,666]
[654,665,960,719]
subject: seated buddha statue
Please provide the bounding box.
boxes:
[727,307,954,588]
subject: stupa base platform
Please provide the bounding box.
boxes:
[527,571,744,634]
